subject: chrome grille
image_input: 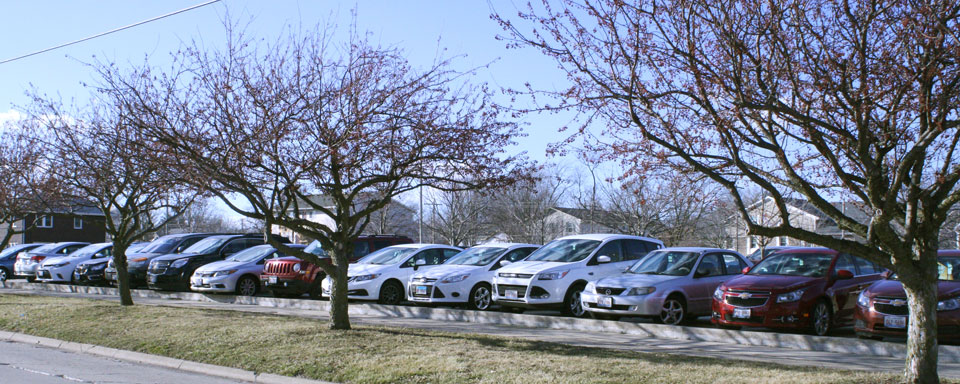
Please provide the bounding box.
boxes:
[498,273,534,279]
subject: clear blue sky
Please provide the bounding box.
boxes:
[0,0,583,164]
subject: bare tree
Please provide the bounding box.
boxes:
[425,190,491,246]
[0,126,61,252]
[488,170,567,244]
[495,1,960,381]
[99,25,527,330]
[157,198,238,235]
[364,200,418,240]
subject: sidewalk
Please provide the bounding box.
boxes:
[5,287,959,378]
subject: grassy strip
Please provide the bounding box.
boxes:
[0,293,907,384]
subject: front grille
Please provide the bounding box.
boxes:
[265,262,294,275]
[411,277,438,284]
[498,273,534,279]
[724,314,764,324]
[497,284,528,299]
[725,296,768,307]
[874,297,910,316]
[596,287,626,295]
[149,260,170,274]
[410,284,434,298]
[76,266,87,274]
[586,302,631,310]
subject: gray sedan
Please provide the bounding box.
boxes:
[581,247,752,325]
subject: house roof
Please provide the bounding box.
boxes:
[551,207,623,230]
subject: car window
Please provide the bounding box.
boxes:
[835,254,856,275]
[622,240,651,261]
[643,241,662,252]
[697,254,723,277]
[722,254,744,275]
[854,257,880,275]
[406,249,445,267]
[175,237,205,253]
[628,250,699,276]
[593,240,623,263]
[504,248,535,262]
[63,245,86,254]
[353,241,371,258]
[373,240,395,250]
[220,240,247,256]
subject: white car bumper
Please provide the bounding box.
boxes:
[35,265,73,282]
[407,280,472,304]
[14,261,39,277]
[322,278,383,300]
[190,274,239,293]
[492,276,568,307]
[580,290,662,316]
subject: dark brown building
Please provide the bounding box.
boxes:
[0,203,106,245]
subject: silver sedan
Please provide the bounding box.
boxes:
[581,247,752,325]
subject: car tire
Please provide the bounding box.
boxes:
[561,283,588,317]
[308,273,327,300]
[468,283,493,311]
[235,276,259,296]
[26,276,35,283]
[810,300,833,336]
[378,280,403,305]
[658,295,687,325]
[0,267,8,282]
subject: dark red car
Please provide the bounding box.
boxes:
[261,235,412,298]
[854,250,960,341]
[712,248,884,336]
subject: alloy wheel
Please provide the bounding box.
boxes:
[380,283,402,305]
[569,290,585,317]
[813,302,831,336]
[0,268,7,282]
[238,277,258,296]
[660,299,685,325]
[473,286,491,310]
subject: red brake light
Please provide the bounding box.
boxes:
[31,255,46,262]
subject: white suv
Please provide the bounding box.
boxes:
[492,234,663,317]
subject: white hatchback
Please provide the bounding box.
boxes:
[321,244,462,305]
[190,244,305,296]
[492,234,664,317]
[407,243,540,310]
[36,243,113,283]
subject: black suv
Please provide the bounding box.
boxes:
[147,233,289,291]
[106,233,215,287]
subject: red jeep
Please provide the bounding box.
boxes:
[261,235,412,298]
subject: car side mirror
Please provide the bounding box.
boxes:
[499,260,512,267]
[836,269,854,280]
[741,266,751,274]
[881,270,893,279]
[597,255,611,264]
[413,258,426,271]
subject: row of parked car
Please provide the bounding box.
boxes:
[2,232,957,341]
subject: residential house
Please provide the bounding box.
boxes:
[544,207,618,238]
[0,201,107,245]
[270,195,417,244]
[727,196,869,255]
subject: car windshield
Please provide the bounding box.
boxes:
[356,247,417,265]
[182,237,229,254]
[749,252,834,277]
[445,247,507,266]
[67,244,104,258]
[126,243,149,253]
[628,251,700,276]
[139,237,182,254]
[1,245,33,258]
[303,240,328,257]
[31,243,63,253]
[937,256,960,281]
[524,239,601,263]
[226,245,276,263]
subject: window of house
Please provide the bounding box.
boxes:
[749,236,758,248]
[74,217,83,230]
[779,236,788,246]
[37,216,53,228]
[565,222,576,234]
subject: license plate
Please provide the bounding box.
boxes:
[269,276,278,284]
[733,308,751,319]
[505,290,518,300]
[201,278,209,285]
[598,296,613,308]
[884,315,907,329]
[415,285,428,295]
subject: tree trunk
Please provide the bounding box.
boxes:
[113,243,134,306]
[328,243,351,330]
[902,271,940,383]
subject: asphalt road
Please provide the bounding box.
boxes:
[0,340,244,384]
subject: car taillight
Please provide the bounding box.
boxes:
[31,255,46,262]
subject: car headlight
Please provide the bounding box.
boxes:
[626,287,655,296]
[585,281,596,293]
[938,297,960,312]
[47,262,69,268]
[213,269,237,277]
[129,257,148,265]
[171,259,189,268]
[713,287,725,301]
[349,274,380,282]
[90,263,106,271]
[776,289,805,303]
[857,291,871,308]
[439,274,470,284]
[538,270,570,280]
[292,263,301,273]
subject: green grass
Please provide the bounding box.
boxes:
[0,293,909,383]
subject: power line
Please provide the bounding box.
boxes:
[0,0,222,65]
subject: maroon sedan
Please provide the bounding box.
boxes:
[712,248,884,336]
[854,250,960,341]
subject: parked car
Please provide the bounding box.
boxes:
[35,243,114,283]
[262,235,413,298]
[106,233,214,287]
[147,234,289,291]
[407,243,540,310]
[0,244,43,281]
[712,248,884,335]
[854,250,959,341]
[14,242,89,281]
[191,244,306,296]
[320,244,462,305]
[492,234,664,317]
[745,246,794,264]
[73,242,149,285]
[581,247,751,323]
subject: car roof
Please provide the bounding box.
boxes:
[771,247,838,255]
[657,247,743,254]
[940,250,960,257]
[555,233,663,243]
[472,243,540,249]
[392,243,462,250]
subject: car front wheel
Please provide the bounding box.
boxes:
[562,285,587,317]
[0,268,8,282]
[378,281,403,305]
[659,296,686,325]
[468,284,492,311]
[811,300,833,336]
[235,276,259,296]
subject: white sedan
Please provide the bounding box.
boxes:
[190,244,305,296]
[321,244,462,305]
[35,243,113,283]
[407,243,540,310]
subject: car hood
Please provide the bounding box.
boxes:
[152,252,204,262]
[348,263,395,276]
[125,252,166,260]
[41,256,72,267]
[25,252,65,259]
[266,256,302,264]
[78,258,109,267]
[196,260,251,273]
[413,264,482,280]
[866,279,960,300]
[723,274,820,293]
[498,261,573,275]
[595,273,684,288]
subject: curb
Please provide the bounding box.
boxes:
[6,280,958,363]
[1,330,334,384]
